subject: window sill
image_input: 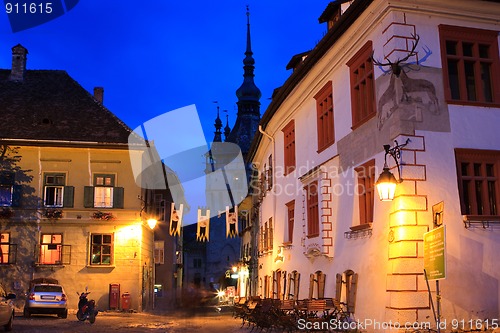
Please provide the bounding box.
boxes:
[317,141,334,154]
[463,215,500,229]
[34,263,65,268]
[86,265,115,268]
[345,223,372,239]
[306,233,319,239]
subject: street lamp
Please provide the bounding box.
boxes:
[375,139,410,201]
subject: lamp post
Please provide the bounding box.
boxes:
[375,139,410,201]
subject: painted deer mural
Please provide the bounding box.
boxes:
[372,34,439,129]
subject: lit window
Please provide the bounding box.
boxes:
[94,174,114,208]
[0,172,15,207]
[39,234,62,265]
[0,233,11,264]
[44,174,65,207]
[90,234,113,265]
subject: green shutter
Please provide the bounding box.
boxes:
[113,187,124,208]
[63,186,74,208]
[11,185,22,207]
[83,186,94,208]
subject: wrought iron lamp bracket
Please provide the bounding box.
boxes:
[383,138,410,182]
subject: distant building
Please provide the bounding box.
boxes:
[0,44,175,312]
[183,8,261,296]
[247,0,500,329]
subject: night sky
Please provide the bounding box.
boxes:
[1,1,327,141]
[1,1,329,223]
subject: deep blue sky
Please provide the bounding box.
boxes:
[1,1,328,142]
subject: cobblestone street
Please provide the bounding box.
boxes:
[12,309,249,333]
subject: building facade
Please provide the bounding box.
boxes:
[246,0,500,330]
[0,45,165,312]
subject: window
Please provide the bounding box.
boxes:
[285,200,295,244]
[455,149,500,216]
[154,241,164,264]
[44,173,64,207]
[282,120,296,175]
[90,234,113,265]
[306,181,319,238]
[439,25,500,105]
[315,81,335,152]
[94,174,114,208]
[39,233,62,265]
[193,258,202,268]
[0,232,16,264]
[355,160,376,225]
[154,194,165,221]
[347,41,375,129]
[84,174,124,209]
[0,172,20,207]
[267,154,273,191]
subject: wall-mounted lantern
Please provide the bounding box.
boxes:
[375,139,410,201]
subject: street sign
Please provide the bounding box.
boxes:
[424,225,446,280]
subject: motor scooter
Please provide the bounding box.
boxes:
[76,288,98,324]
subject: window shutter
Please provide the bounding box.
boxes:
[318,272,326,299]
[287,272,294,299]
[61,245,71,265]
[63,186,74,208]
[83,186,94,208]
[335,273,342,301]
[347,273,358,314]
[281,271,287,300]
[8,244,17,264]
[294,272,301,300]
[309,273,315,299]
[113,187,124,208]
[11,185,22,207]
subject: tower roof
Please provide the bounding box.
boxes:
[235,6,261,102]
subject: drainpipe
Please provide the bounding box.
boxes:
[258,125,277,272]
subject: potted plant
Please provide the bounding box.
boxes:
[44,208,63,219]
[92,211,115,220]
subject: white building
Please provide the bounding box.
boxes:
[245,0,500,330]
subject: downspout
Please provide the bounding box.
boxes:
[258,125,277,268]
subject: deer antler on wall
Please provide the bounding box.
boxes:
[371,33,423,77]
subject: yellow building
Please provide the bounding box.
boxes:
[0,44,158,312]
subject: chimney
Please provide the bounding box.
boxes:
[9,44,28,82]
[94,87,104,104]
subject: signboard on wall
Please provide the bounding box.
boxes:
[424,225,446,280]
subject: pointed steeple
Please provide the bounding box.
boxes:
[224,113,231,141]
[213,104,223,142]
[227,6,262,157]
[235,6,262,103]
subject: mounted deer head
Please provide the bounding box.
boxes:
[371,33,427,77]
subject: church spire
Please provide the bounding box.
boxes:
[213,104,223,142]
[235,6,261,103]
[224,113,231,141]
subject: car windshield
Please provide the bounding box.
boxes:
[34,285,62,293]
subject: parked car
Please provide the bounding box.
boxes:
[0,283,15,331]
[24,278,67,318]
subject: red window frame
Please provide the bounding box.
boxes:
[355,160,375,225]
[315,81,334,152]
[285,200,295,244]
[282,120,296,175]
[306,181,319,238]
[347,41,375,130]
[455,149,500,216]
[439,25,500,106]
